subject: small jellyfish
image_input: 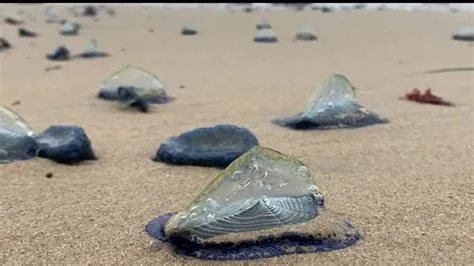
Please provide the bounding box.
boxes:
[4,15,23,25]
[83,5,98,17]
[46,46,70,61]
[0,106,37,164]
[294,26,318,41]
[97,65,174,106]
[18,27,38,38]
[256,22,272,30]
[0,38,11,51]
[32,125,97,165]
[153,124,259,168]
[78,39,110,59]
[117,86,150,113]
[452,27,474,42]
[272,73,389,130]
[181,25,198,35]
[253,28,278,43]
[145,146,361,260]
[59,19,80,36]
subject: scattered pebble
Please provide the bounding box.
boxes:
[45,172,53,178]
[11,100,21,106]
[45,65,62,72]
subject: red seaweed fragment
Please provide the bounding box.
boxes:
[399,88,455,106]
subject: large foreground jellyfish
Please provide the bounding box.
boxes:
[97,65,174,112]
[0,105,96,164]
[146,146,361,260]
[0,106,37,163]
[153,124,259,168]
[272,74,389,130]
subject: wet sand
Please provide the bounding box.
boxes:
[0,4,473,265]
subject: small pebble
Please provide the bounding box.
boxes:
[45,172,53,178]
[11,100,21,106]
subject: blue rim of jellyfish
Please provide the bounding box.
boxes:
[97,90,175,104]
[145,213,362,261]
[271,110,389,131]
[32,125,97,165]
[153,125,259,168]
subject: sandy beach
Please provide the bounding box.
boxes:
[1,4,473,265]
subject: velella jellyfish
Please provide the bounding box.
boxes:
[253,28,278,43]
[294,25,318,41]
[452,27,474,42]
[0,106,37,163]
[97,65,174,106]
[18,27,38,38]
[46,45,70,61]
[399,88,455,107]
[181,25,198,35]
[272,73,389,130]
[59,19,79,36]
[153,124,259,168]
[145,146,361,260]
[0,38,11,51]
[32,125,97,165]
[78,39,110,59]
[256,21,272,30]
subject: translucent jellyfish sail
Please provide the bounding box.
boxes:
[146,146,361,260]
[303,73,358,118]
[272,73,388,130]
[254,28,278,43]
[0,106,34,136]
[0,106,36,163]
[98,65,171,104]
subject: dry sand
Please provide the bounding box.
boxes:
[1,4,473,265]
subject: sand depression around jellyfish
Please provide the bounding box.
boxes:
[272,73,389,130]
[145,146,361,260]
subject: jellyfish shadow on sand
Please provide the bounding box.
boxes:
[153,124,259,168]
[146,146,362,260]
[0,105,97,165]
[97,65,175,113]
[272,73,389,130]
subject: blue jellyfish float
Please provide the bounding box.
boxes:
[146,146,361,260]
[78,39,110,59]
[0,106,37,163]
[272,73,389,130]
[154,124,259,168]
[253,28,278,43]
[0,105,96,165]
[97,65,174,113]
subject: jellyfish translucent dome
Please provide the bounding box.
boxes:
[0,106,36,163]
[99,65,167,100]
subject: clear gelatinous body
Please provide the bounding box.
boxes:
[98,65,174,104]
[272,73,388,130]
[0,106,37,163]
[254,28,278,43]
[146,146,361,260]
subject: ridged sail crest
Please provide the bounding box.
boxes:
[164,146,324,240]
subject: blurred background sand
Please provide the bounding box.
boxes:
[0,4,473,265]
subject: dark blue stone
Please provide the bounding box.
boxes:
[153,124,259,168]
[33,125,97,164]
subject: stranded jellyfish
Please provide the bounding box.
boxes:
[59,19,79,36]
[399,88,455,107]
[154,124,259,168]
[78,39,110,59]
[18,27,38,38]
[0,105,96,164]
[272,73,389,130]
[0,106,37,163]
[0,38,11,51]
[452,27,474,42]
[145,146,361,260]
[33,125,97,165]
[256,22,272,30]
[253,28,278,43]
[181,25,198,36]
[98,65,174,112]
[294,26,318,41]
[46,45,70,61]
